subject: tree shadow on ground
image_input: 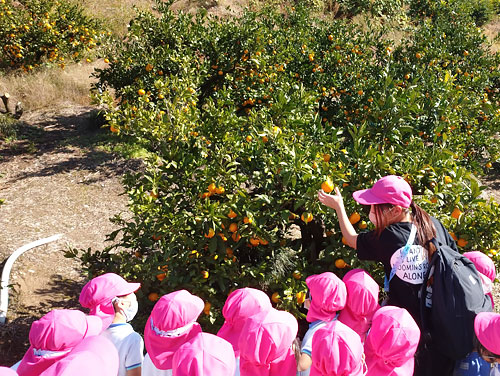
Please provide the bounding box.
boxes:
[0,108,143,185]
[0,274,86,367]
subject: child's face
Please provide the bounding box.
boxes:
[480,346,500,365]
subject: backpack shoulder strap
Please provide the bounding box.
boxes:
[384,224,417,292]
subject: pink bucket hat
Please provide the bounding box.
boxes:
[217,288,272,357]
[0,367,17,375]
[79,273,140,329]
[338,269,380,343]
[16,309,102,376]
[474,312,500,355]
[310,320,365,376]
[144,290,204,370]
[306,272,347,322]
[172,333,236,376]
[464,251,497,308]
[239,308,298,376]
[353,175,412,208]
[38,335,119,376]
[364,306,420,376]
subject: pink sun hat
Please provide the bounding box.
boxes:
[238,308,298,376]
[38,335,119,376]
[464,251,497,308]
[144,290,204,370]
[310,320,365,376]
[16,309,103,376]
[217,288,272,357]
[353,175,412,208]
[79,273,140,329]
[306,272,347,323]
[338,269,380,343]
[364,306,420,376]
[0,367,17,375]
[172,332,236,376]
[474,312,500,355]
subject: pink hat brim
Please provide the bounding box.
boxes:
[352,188,384,206]
[474,312,500,354]
[17,314,102,376]
[144,317,202,370]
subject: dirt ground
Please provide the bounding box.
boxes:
[0,106,499,367]
[0,106,141,366]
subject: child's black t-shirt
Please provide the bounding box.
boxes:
[356,217,457,327]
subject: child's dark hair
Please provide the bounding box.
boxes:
[373,201,437,257]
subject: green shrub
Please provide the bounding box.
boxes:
[0,0,109,71]
[67,0,500,330]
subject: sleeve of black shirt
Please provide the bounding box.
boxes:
[356,230,380,261]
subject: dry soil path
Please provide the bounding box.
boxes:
[0,106,141,365]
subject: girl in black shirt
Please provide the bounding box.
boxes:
[318,175,458,376]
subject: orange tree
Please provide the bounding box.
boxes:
[67,0,500,330]
[0,0,108,71]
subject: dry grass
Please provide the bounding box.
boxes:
[483,15,500,53]
[0,61,107,112]
[75,0,154,36]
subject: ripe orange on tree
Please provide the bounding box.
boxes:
[137,89,146,96]
[203,302,211,315]
[205,228,215,238]
[243,216,253,224]
[296,291,306,304]
[301,212,313,223]
[444,176,453,184]
[335,259,347,268]
[457,238,468,248]
[451,207,462,219]
[358,220,367,230]
[321,178,334,193]
[228,209,237,219]
[349,212,361,225]
[229,223,238,233]
[249,237,260,246]
[208,183,217,193]
[323,154,331,162]
[271,292,280,303]
[292,271,302,279]
[148,292,159,302]
[201,270,209,279]
[156,273,166,281]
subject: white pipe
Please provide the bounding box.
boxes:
[0,234,63,324]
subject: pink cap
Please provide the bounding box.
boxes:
[353,175,412,208]
[0,367,17,376]
[38,335,119,376]
[217,288,272,357]
[338,269,380,343]
[17,310,102,376]
[172,333,236,376]
[239,308,298,376]
[474,312,500,355]
[79,273,140,329]
[464,252,496,281]
[310,320,365,376]
[306,272,347,322]
[365,306,420,376]
[144,290,204,370]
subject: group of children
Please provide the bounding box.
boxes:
[2,265,498,376]
[1,175,499,376]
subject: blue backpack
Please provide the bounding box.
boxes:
[419,239,493,360]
